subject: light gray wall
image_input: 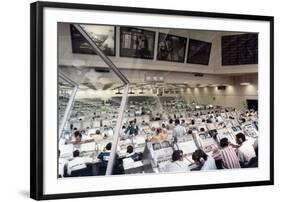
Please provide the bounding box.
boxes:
[58,23,258,74]
[182,74,258,109]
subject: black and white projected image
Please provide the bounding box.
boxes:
[70,24,115,56]
[187,39,212,65]
[120,27,155,59]
[157,33,187,63]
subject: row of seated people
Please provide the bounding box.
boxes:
[60,129,258,177]
[67,106,256,142]
[59,143,142,177]
[155,108,257,128]
[121,108,255,140]
[165,132,258,173]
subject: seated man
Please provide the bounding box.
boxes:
[192,149,217,170]
[67,150,87,176]
[150,128,168,143]
[97,142,112,171]
[234,133,256,167]
[126,145,140,161]
[167,119,174,130]
[125,121,139,136]
[188,119,197,131]
[89,129,103,142]
[69,131,95,145]
[165,150,190,173]
[213,138,241,169]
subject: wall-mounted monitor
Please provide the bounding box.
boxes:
[187,39,212,65]
[221,33,258,65]
[120,27,155,59]
[70,24,116,56]
[157,33,187,63]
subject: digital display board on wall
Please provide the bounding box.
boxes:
[221,33,258,65]
[157,33,187,63]
[120,27,155,59]
[70,24,116,56]
[186,39,212,65]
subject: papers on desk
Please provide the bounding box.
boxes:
[83,156,93,163]
[59,144,74,158]
[123,158,144,170]
[123,158,134,169]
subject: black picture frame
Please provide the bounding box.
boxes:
[30,1,274,200]
[120,26,155,59]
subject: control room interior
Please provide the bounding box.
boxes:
[58,22,259,178]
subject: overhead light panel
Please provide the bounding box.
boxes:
[240,82,251,86]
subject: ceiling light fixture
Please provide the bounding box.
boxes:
[240,82,251,86]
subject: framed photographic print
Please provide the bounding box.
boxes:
[30,1,274,200]
[120,27,155,59]
[157,32,187,63]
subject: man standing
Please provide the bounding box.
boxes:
[172,119,187,143]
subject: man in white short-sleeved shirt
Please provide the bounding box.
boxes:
[165,150,190,173]
[67,150,87,176]
[192,149,217,171]
[235,133,256,165]
[172,119,187,142]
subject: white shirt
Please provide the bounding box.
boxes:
[165,160,190,173]
[201,156,217,170]
[237,140,256,164]
[67,157,87,175]
[58,158,68,177]
[173,125,187,138]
